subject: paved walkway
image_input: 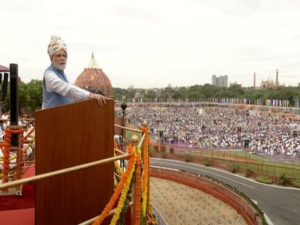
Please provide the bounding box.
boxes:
[150,177,247,225]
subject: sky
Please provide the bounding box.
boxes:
[1,0,300,88]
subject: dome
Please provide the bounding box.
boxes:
[75,53,113,97]
[267,75,274,85]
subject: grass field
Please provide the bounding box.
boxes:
[193,150,300,176]
[153,148,300,187]
[124,129,300,187]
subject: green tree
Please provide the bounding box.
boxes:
[201,84,219,98]
[19,80,42,115]
[144,89,156,101]
[177,87,189,100]
[160,86,177,101]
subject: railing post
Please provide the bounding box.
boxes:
[141,121,151,217]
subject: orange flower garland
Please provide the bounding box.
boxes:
[1,127,26,189]
[110,153,136,225]
[92,144,135,225]
[141,127,149,216]
[93,127,152,225]
[2,129,12,184]
[134,148,142,225]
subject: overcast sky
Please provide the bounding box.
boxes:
[1,0,300,88]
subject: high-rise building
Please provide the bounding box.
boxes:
[212,75,228,87]
[212,75,217,86]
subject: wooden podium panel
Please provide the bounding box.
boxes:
[35,99,114,225]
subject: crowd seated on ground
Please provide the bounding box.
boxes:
[119,103,300,158]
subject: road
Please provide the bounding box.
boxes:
[151,158,300,225]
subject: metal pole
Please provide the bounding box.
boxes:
[0,153,130,190]
[9,64,19,147]
[121,102,127,148]
[114,124,142,134]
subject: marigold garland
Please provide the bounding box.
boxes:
[2,129,12,184]
[110,154,136,225]
[2,128,25,184]
[93,127,153,225]
[134,148,142,225]
[141,127,149,216]
[92,145,135,225]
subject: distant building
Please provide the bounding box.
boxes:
[212,75,228,87]
[0,65,9,73]
[260,69,280,89]
[261,76,274,88]
[0,65,9,82]
[212,75,217,86]
[0,64,22,83]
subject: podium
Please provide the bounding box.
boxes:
[35,99,114,225]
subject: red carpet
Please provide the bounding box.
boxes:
[0,166,35,225]
[0,166,35,211]
[0,183,35,211]
[0,208,34,225]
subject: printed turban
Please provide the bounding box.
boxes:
[47,35,67,58]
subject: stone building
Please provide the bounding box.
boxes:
[75,53,113,97]
[261,75,274,88]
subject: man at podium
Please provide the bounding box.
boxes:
[42,35,106,109]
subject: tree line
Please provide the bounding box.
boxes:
[1,80,299,116]
[113,84,300,104]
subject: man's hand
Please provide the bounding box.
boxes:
[89,93,107,107]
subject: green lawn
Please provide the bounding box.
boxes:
[173,149,300,180]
